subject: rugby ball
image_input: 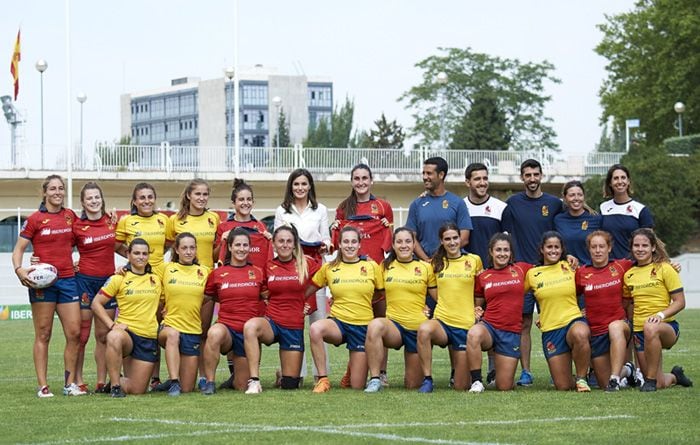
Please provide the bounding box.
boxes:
[27,263,59,289]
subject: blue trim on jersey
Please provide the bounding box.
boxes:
[464,195,506,266]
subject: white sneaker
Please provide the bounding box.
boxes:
[37,385,54,398]
[245,379,262,394]
[379,372,389,387]
[635,368,645,387]
[63,383,87,396]
[469,380,485,393]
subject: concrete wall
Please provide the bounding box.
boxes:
[197,78,227,170]
[267,75,309,145]
[119,94,132,141]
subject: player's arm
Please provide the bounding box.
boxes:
[12,237,34,287]
[459,229,470,248]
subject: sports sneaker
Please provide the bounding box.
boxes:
[379,371,389,387]
[486,369,496,387]
[312,377,331,393]
[152,379,172,392]
[37,385,54,398]
[63,383,87,396]
[364,378,382,393]
[576,378,591,393]
[640,380,657,392]
[339,369,351,388]
[78,383,89,394]
[587,369,598,388]
[197,377,207,391]
[516,369,533,386]
[633,368,645,388]
[469,380,485,393]
[219,374,235,390]
[168,381,181,396]
[671,366,693,387]
[110,385,126,398]
[202,381,216,395]
[149,377,162,391]
[619,377,629,389]
[418,378,433,393]
[245,379,263,394]
[605,378,620,392]
[622,362,635,379]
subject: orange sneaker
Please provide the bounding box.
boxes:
[312,377,331,393]
[340,370,351,388]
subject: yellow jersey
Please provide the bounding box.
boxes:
[162,262,211,334]
[312,258,381,325]
[624,262,683,332]
[116,213,170,268]
[99,270,162,338]
[167,211,220,268]
[525,261,582,332]
[382,259,436,330]
[433,254,483,329]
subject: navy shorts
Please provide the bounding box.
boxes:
[437,319,467,351]
[29,277,79,304]
[76,273,115,310]
[541,317,587,360]
[178,332,201,356]
[267,318,304,351]
[634,321,680,352]
[127,330,159,363]
[224,325,246,357]
[522,290,537,315]
[590,333,611,358]
[331,318,367,352]
[390,320,418,353]
[481,320,521,358]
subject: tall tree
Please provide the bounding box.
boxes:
[367,113,405,149]
[596,0,700,145]
[595,122,626,152]
[449,88,509,150]
[398,47,559,151]
[273,108,291,147]
[304,96,355,148]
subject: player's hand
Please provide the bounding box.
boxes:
[380,217,390,227]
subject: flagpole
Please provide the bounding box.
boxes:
[65,0,73,209]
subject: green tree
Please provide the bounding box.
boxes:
[304,96,355,148]
[596,0,700,145]
[304,117,331,147]
[398,47,560,151]
[367,113,404,149]
[449,88,509,150]
[349,128,371,148]
[273,108,291,147]
[595,122,626,152]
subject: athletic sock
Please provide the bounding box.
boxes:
[470,370,483,382]
[610,374,620,383]
[171,379,179,385]
[250,377,259,382]
[424,376,433,381]
[227,359,235,374]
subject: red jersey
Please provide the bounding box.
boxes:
[264,256,320,329]
[333,197,393,263]
[204,264,264,332]
[475,262,532,333]
[215,218,272,269]
[20,205,76,278]
[73,213,116,277]
[575,259,632,336]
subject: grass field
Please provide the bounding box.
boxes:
[0,310,698,445]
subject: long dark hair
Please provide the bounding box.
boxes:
[130,182,157,215]
[383,227,415,269]
[561,180,596,214]
[224,227,251,266]
[80,181,106,215]
[538,231,567,265]
[41,174,65,205]
[170,232,199,265]
[604,164,633,198]
[338,163,372,218]
[231,177,254,202]
[629,228,670,264]
[431,222,461,274]
[126,238,153,273]
[487,232,515,269]
[281,169,318,213]
[331,225,362,267]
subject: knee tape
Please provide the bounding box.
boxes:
[80,319,92,346]
[280,376,300,390]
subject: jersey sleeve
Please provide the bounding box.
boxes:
[99,274,123,299]
[311,263,329,288]
[456,199,473,230]
[639,206,654,229]
[166,214,177,242]
[204,271,218,297]
[115,215,128,242]
[662,263,683,294]
[501,204,514,234]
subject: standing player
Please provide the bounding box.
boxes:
[501,159,563,386]
[463,162,507,385]
[554,180,602,265]
[600,164,654,260]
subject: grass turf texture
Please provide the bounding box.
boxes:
[0,311,697,445]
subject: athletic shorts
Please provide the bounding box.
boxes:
[127,330,158,362]
[590,333,611,358]
[634,321,680,352]
[29,277,79,304]
[541,317,587,360]
[522,290,538,315]
[76,273,115,310]
[178,332,201,356]
[481,320,521,358]
[224,325,246,357]
[331,318,367,352]
[437,319,467,351]
[390,320,418,353]
[267,318,304,351]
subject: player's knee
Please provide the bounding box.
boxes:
[280,376,300,390]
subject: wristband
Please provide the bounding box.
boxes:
[656,312,665,320]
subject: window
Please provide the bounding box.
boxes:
[166,120,179,139]
[308,85,332,108]
[241,84,268,106]
[165,97,179,117]
[151,123,164,141]
[242,110,268,130]
[151,99,164,118]
[181,94,195,114]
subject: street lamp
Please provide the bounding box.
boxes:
[436,71,448,150]
[674,101,686,137]
[225,67,235,169]
[272,96,282,149]
[35,59,48,169]
[77,93,87,168]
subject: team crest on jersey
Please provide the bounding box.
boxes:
[150,276,156,286]
[560,263,568,273]
[208,217,215,227]
[157,219,165,227]
[609,266,618,276]
[442,199,449,209]
[541,206,549,216]
[581,221,588,230]
[371,203,379,214]
[626,205,633,214]
[414,267,422,276]
[510,268,518,278]
[360,266,367,276]
[248,270,256,280]
[546,341,556,354]
[65,215,73,226]
[464,260,472,270]
[650,267,657,277]
[81,293,90,306]
[197,269,204,278]
[485,205,492,215]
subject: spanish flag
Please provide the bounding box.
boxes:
[10,29,20,101]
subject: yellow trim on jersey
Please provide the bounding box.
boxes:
[100,271,162,338]
[162,262,210,334]
[382,259,436,330]
[167,211,220,268]
[433,253,483,329]
[526,261,582,332]
[312,259,381,325]
[116,213,170,267]
[624,262,683,332]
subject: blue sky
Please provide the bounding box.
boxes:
[1,0,636,168]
